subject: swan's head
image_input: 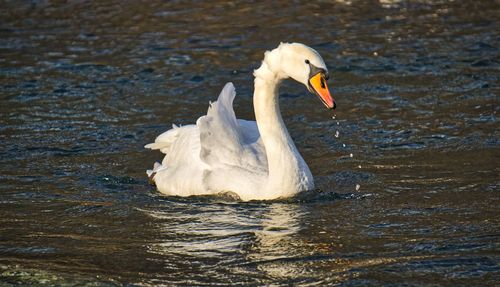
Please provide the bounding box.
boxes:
[268,42,335,109]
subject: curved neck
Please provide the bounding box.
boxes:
[253,61,313,195]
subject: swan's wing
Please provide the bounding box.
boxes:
[238,119,267,167]
[197,83,266,170]
[197,82,241,166]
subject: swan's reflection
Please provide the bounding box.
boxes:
[140,200,307,280]
[249,203,306,279]
[252,203,302,257]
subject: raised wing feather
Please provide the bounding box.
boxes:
[197,83,266,170]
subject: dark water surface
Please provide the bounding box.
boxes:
[1,1,499,285]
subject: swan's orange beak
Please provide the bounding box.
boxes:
[308,73,335,109]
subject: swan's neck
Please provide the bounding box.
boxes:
[253,61,313,195]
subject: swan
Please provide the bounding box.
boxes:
[145,42,335,201]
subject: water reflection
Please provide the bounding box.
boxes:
[250,203,304,279]
[139,201,306,281]
[254,203,302,251]
[145,203,258,258]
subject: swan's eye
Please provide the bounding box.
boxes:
[305,59,310,64]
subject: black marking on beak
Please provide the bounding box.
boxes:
[307,62,328,80]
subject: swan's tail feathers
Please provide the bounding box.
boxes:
[146,169,154,178]
[153,162,162,170]
[147,162,164,184]
[144,126,181,154]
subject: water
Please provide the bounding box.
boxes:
[0,0,498,285]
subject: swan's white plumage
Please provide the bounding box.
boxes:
[198,83,267,170]
[146,42,331,201]
[147,83,269,200]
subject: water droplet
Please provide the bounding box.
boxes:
[358,165,362,169]
[356,184,361,191]
[349,153,353,157]
[332,115,336,119]
[336,121,339,125]
[342,143,346,147]
[373,51,378,56]
[335,131,339,138]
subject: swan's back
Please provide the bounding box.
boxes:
[146,83,268,198]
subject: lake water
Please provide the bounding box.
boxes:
[0,1,498,285]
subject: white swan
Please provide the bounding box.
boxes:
[145,43,335,201]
